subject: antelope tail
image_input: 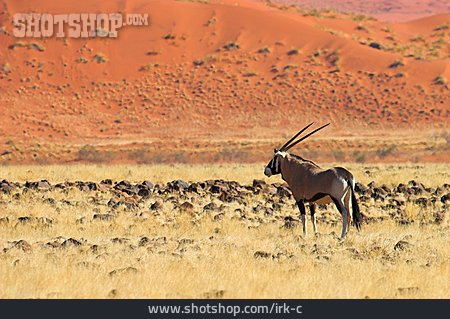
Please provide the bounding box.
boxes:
[349,179,362,231]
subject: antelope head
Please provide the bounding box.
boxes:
[264,122,329,177]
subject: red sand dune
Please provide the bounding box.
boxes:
[0,0,448,163]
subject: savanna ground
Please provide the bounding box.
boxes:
[0,163,448,298]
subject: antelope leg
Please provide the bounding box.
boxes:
[310,203,318,234]
[297,200,307,236]
[332,197,349,239]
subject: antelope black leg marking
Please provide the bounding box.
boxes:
[297,200,307,235]
[297,200,306,215]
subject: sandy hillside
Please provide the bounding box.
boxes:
[0,0,448,164]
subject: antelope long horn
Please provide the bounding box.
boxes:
[280,122,314,151]
[284,123,330,151]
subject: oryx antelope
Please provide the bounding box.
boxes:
[264,123,362,239]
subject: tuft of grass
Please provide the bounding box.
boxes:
[389,59,405,68]
[352,14,375,22]
[139,63,159,72]
[410,35,425,42]
[282,64,297,71]
[2,62,12,73]
[8,42,45,52]
[92,54,107,64]
[242,71,258,77]
[29,43,45,52]
[223,41,240,51]
[205,17,216,26]
[193,54,218,66]
[192,60,204,67]
[302,9,322,18]
[94,28,109,37]
[433,75,447,85]
[146,50,160,56]
[77,57,88,64]
[163,33,176,40]
[257,47,271,54]
[327,50,340,67]
[287,48,300,56]
[355,24,370,33]
[204,54,219,63]
[8,41,27,49]
[433,23,449,31]
[369,42,382,50]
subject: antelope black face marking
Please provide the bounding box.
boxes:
[263,150,285,177]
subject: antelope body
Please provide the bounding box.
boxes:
[264,123,362,238]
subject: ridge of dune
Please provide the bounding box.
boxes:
[395,13,450,35]
[267,0,450,22]
[0,0,447,83]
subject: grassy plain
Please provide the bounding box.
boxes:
[0,163,448,298]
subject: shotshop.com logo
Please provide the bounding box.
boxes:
[13,13,149,38]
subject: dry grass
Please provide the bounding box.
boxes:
[1,163,449,186]
[0,164,449,299]
[1,219,448,299]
